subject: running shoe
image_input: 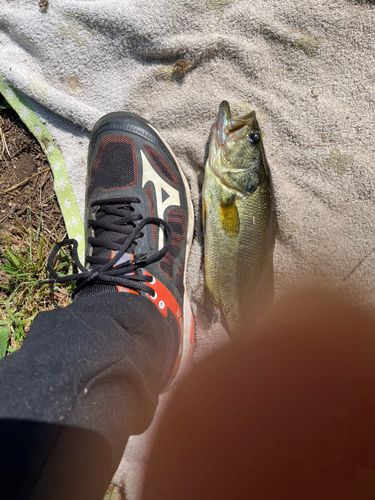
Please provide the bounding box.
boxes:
[44,112,195,390]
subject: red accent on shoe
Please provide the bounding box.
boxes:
[116,286,138,294]
[159,209,185,280]
[144,270,183,333]
[110,251,139,295]
[144,271,195,388]
[144,144,180,188]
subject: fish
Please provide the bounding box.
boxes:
[202,101,276,336]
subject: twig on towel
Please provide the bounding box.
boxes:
[343,247,375,281]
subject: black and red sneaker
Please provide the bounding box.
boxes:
[44,112,195,390]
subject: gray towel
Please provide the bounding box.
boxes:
[1,0,375,497]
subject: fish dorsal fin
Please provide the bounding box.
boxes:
[220,194,240,236]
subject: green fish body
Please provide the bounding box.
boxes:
[202,101,276,336]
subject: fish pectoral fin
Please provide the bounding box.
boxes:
[220,194,240,236]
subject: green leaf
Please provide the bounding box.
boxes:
[0,328,9,359]
[38,236,45,266]
[6,250,20,268]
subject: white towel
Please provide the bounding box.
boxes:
[1,0,375,497]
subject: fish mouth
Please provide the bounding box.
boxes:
[213,101,257,148]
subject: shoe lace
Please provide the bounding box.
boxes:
[40,197,172,297]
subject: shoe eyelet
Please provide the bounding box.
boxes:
[149,276,156,284]
[159,300,165,309]
[151,291,157,300]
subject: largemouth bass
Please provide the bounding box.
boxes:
[202,101,276,336]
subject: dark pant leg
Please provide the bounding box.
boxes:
[0,293,177,500]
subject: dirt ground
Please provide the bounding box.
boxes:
[0,100,65,244]
[0,95,70,342]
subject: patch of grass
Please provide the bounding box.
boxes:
[0,120,10,162]
[0,211,74,357]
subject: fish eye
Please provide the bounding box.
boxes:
[248,132,261,144]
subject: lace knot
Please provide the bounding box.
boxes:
[41,198,172,297]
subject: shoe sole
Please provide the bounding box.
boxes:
[147,121,195,391]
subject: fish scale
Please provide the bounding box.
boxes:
[202,101,276,336]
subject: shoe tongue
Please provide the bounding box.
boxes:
[75,203,142,301]
[90,205,135,271]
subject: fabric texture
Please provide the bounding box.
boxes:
[1,0,375,496]
[0,292,175,500]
